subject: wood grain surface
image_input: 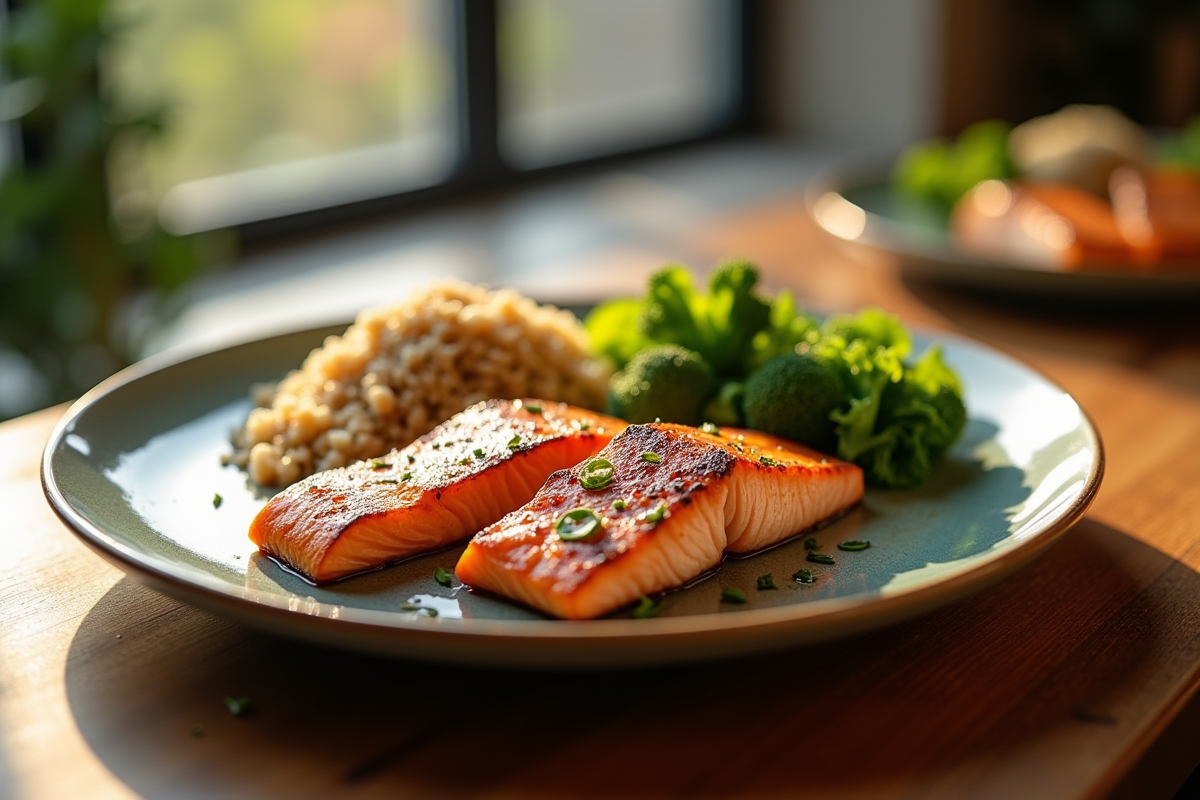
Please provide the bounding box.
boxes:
[3,194,1200,800]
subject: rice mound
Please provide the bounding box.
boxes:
[224,279,612,486]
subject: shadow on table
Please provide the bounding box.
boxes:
[63,518,1200,799]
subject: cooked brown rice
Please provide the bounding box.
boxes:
[223,279,611,486]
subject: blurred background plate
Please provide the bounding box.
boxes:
[42,321,1102,668]
[808,162,1200,300]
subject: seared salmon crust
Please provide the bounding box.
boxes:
[455,423,864,619]
[249,399,625,583]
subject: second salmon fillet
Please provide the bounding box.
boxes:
[455,423,864,619]
[249,399,625,583]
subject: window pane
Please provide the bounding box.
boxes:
[106,0,456,234]
[497,0,737,169]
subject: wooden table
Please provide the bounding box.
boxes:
[4,193,1200,800]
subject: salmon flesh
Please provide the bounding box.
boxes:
[249,399,626,583]
[455,423,865,619]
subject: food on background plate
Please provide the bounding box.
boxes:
[225,280,611,487]
[587,262,966,489]
[455,422,864,619]
[892,105,1200,272]
[250,400,625,583]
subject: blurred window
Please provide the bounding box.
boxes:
[498,0,737,168]
[107,0,456,234]
[103,0,746,236]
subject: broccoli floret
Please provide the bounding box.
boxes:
[607,345,717,426]
[742,355,847,452]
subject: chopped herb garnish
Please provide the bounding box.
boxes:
[458,457,472,465]
[837,540,872,552]
[759,455,777,466]
[401,602,438,617]
[555,508,602,541]
[224,697,251,717]
[793,568,815,584]
[371,460,388,470]
[721,587,747,604]
[612,499,628,511]
[407,454,416,463]
[401,472,412,481]
[642,502,667,524]
[807,552,836,565]
[804,536,820,550]
[376,479,399,485]
[641,452,661,464]
[506,434,522,450]
[579,457,616,490]
[434,567,453,587]
[700,422,721,436]
[756,574,776,590]
[431,443,441,449]
[632,595,663,618]
[579,420,592,431]
[212,493,223,508]
[473,448,485,459]
[524,403,543,415]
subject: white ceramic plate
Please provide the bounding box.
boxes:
[43,324,1103,667]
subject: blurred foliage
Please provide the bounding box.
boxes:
[108,0,450,202]
[0,0,221,419]
[1159,116,1200,172]
[891,120,1015,213]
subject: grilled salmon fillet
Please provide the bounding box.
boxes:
[249,399,625,583]
[455,423,864,619]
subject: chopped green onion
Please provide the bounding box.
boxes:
[376,479,399,485]
[759,455,777,466]
[632,595,663,619]
[837,540,872,552]
[473,448,485,460]
[579,458,616,490]
[700,422,722,436]
[431,443,441,449]
[642,502,667,524]
[224,697,251,717]
[807,552,836,565]
[612,499,627,511]
[524,403,543,415]
[721,587,747,604]
[756,574,776,591]
[458,457,472,465]
[793,569,815,584]
[506,434,522,450]
[407,454,416,463]
[641,452,661,464]
[555,508,602,541]
[401,472,412,481]
[401,602,438,617]
[212,493,223,509]
[579,420,592,431]
[804,536,819,550]
[434,567,453,587]
[371,460,388,470]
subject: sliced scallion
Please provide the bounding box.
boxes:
[555,508,602,541]
[579,458,615,490]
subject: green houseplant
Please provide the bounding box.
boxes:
[0,0,213,419]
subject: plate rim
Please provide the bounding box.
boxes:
[41,322,1106,665]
